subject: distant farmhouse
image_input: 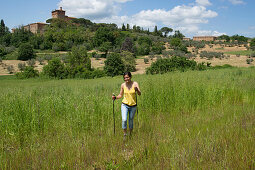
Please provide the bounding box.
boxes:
[12,7,75,34]
[23,23,48,34]
[183,37,190,41]
[193,36,217,41]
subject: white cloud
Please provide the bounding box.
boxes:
[58,0,132,19]
[196,0,212,6]
[58,0,221,36]
[196,30,226,36]
[228,0,245,5]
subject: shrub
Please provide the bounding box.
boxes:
[16,66,39,79]
[104,53,125,77]
[91,52,97,58]
[42,58,67,79]
[37,57,44,65]
[17,43,36,61]
[18,62,26,71]
[250,53,255,58]
[121,51,136,72]
[144,58,149,64]
[27,59,36,67]
[212,64,233,69]
[146,56,197,74]
[95,54,101,60]
[52,42,66,52]
[44,55,53,61]
[91,69,106,78]
[7,65,14,74]
[246,58,254,64]
[0,57,2,63]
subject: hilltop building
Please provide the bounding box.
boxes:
[23,22,48,34]
[51,7,76,21]
[183,37,191,41]
[12,7,75,34]
[193,36,217,41]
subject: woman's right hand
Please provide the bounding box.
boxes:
[112,95,116,100]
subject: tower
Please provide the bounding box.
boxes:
[51,7,66,19]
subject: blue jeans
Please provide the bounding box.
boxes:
[121,103,137,129]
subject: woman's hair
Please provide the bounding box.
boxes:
[123,72,132,78]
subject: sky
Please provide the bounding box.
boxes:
[1,0,255,38]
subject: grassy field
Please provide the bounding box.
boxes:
[0,68,254,169]
[224,50,253,56]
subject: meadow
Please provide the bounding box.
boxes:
[0,67,254,169]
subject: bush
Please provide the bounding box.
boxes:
[91,52,97,58]
[246,58,254,64]
[200,51,225,60]
[52,42,66,52]
[91,69,106,78]
[16,66,39,79]
[27,59,36,67]
[211,64,233,69]
[146,56,197,74]
[250,53,255,58]
[37,57,44,65]
[17,43,36,61]
[104,53,125,77]
[7,65,14,74]
[121,51,136,72]
[42,58,67,79]
[144,58,149,64]
[18,62,26,71]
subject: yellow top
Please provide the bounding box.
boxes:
[122,83,136,106]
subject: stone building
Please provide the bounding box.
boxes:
[51,7,75,21]
[23,23,48,34]
[12,7,75,34]
[193,36,217,41]
[183,37,191,41]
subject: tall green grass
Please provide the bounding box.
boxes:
[0,68,254,169]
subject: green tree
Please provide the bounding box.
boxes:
[0,19,8,36]
[68,46,91,70]
[93,27,116,47]
[10,27,33,47]
[122,24,126,31]
[218,34,230,42]
[104,52,124,76]
[99,41,112,56]
[42,58,67,79]
[231,34,248,43]
[250,38,255,51]
[173,30,185,39]
[16,66,39,79]
[121,37,134,52]
[121,51,136,72]
[160,27,173,37]
[17,43,36,61]
[170,38,181,47]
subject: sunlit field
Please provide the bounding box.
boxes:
[0,67,254,169]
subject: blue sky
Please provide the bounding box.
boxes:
[1,0,254,38]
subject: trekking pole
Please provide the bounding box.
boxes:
[136,93,139,128]
[112,93,116,135]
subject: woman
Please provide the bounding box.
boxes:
[112,72,141,137]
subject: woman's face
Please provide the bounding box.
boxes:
[123,75,131,83]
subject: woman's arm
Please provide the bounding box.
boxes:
[112,83,124,100]
[134,82,141,96]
